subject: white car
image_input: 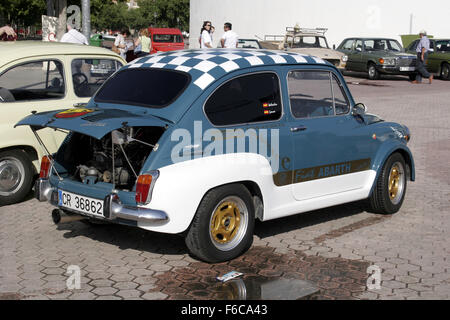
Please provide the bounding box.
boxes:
[0,41,125,205]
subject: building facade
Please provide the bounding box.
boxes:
[189,0,450,49]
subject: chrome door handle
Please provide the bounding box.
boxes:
[290,126,307,132]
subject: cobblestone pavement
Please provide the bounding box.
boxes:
[0,74,449,300]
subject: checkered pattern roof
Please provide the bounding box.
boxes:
[124,49,327,90]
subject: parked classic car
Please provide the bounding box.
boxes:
[260,26,347,70]
[337,37,417,80]
[148,27,184,54]
[17,49,414,262]
[406,38,450,80]
[0,41,125,205]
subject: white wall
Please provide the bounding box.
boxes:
[190,0,450,49]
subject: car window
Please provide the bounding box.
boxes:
[287,70,338,118]
[292,36,327,48]
[94,68,190,108]
[71,58,122,98]
[341,39,354,50]
[0,60,64,102]
[387,40,402,52]
[436,40,450,52]
[332,75,350,115]
[204,72,282,126]
[153,34,183,43]
[355,40,363,51]
[237,39,261,49]
[407,40,419,51]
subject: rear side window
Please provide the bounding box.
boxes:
[287,70,349,118]
[94,68,190,108]
[204,73,282,126]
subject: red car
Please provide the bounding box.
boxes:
[148,27,184,54]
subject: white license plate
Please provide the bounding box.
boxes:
[400,66,415,71]
[58,190,104,217]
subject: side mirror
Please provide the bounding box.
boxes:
[352,103,367,116]
[356,47,362,52]
[333,44,336,50]
[428,48,434,53]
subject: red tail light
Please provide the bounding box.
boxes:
[135,171,159,205]
[39,155,52,178]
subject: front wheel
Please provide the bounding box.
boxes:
[441,63,450,80]
[0,149,35,205]
[368,63,380,80]
[185,184,255,263]
[368,152,407,214]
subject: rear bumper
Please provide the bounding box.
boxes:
[35,178,168,224]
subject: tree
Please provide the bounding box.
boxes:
[0,0,46,26]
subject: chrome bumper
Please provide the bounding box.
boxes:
[35,178,168,224]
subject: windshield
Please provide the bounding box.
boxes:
[153,34,183,43]
[364,39,402,52]
[288,36,328,49]
[237,39,261,49]
[94,68,190,108]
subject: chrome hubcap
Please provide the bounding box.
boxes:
[0,158,24,196]
[209,196,248,251]
[388,162,405,205]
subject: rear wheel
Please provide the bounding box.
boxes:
[441,63,450,80]
[185,184,255,263]
[368,153,407,214]
[0,149,35,205]
[368,63,380,80]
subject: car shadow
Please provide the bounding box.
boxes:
[56,220,189,255]
[55,200,373,256]
[254,200,369,239]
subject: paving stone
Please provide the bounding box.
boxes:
[116,289,142,299]
[141,292,168,300]
[92,287,118,296]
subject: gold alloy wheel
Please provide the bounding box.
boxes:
[210,201,241,244]
[209,196,248,251]
[388,162,404,205]
[388,164,400,200]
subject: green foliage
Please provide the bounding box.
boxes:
[0,0,46,26]
[0,0,190,32]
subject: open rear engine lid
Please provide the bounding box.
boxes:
[15,107,168,140]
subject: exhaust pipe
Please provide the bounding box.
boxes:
[52,209,87,224]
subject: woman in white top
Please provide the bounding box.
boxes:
[200,21,213,48]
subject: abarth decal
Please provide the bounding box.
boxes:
[273,158,371,186]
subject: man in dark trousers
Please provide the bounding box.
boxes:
[412,30,433,84]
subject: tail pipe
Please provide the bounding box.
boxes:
[52,209,87,224]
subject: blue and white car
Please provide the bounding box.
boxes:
[16,49,414,262]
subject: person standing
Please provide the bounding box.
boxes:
[200,21,213,48]
[60,22,88,45]
[220,22,238,48]
[134,28,152,57]
[412,30,433,84]
[114,29,130,60]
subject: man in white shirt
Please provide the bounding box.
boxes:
[220,22,238,48]
[60,22,88,45]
